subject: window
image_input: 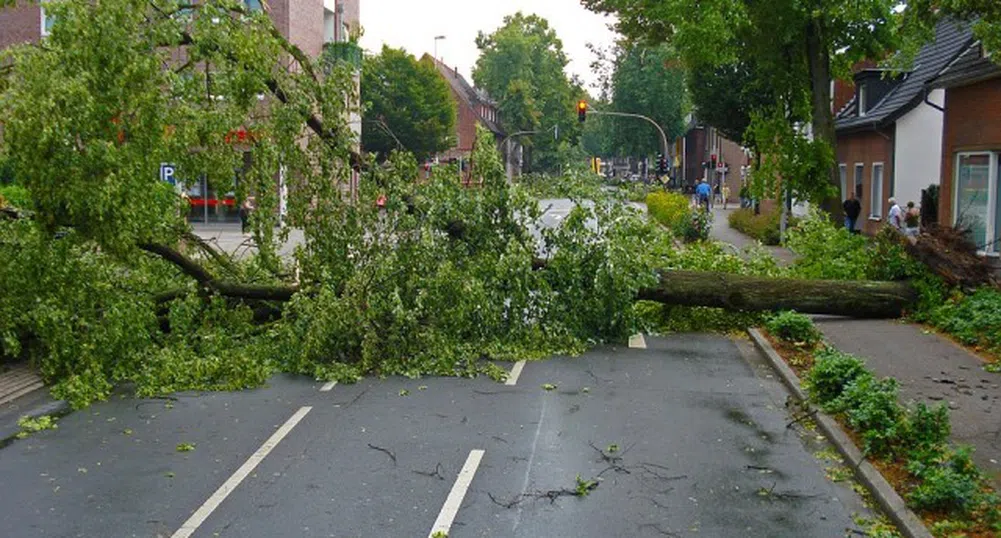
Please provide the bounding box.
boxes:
[244,0,264,11]
[839,164,848,201]
[854,163,864,200]
[871,163,884,218]
[40,4,55,36]
[954,152,1000,254]
[858,85,867,117]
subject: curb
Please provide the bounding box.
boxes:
[748,328,933,538]
[0,394,72,449]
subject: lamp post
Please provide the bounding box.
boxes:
[434,35,446,61]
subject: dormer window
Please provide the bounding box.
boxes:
[858,84,867,117]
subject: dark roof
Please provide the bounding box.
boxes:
[428,56,505,136]
[929,41,1001,89]
[836,20,974,133]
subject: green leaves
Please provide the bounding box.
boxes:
[361,46,457,160]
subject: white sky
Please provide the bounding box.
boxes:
[359,0,619,93]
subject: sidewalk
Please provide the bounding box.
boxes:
[707,208,1001,488]
[814,318,1001,489]
[191,223,304,259]
[708,207,797,265]
[0,363,68,444]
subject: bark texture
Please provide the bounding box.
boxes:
[637,270,917,319]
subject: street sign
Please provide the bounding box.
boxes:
[160,163,177,185]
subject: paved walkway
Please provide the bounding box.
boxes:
[815,318,1001,488]
[708,208,1001,488]
[708,207,797,265]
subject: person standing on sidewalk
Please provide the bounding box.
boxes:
[696,179,712,214]
[887,197,903,231]
[843,191,861,234]
[721,184,731,210]
[239,195,256,235]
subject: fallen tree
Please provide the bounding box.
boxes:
[637,270,916,319]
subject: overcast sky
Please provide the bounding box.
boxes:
[359,0,619,93]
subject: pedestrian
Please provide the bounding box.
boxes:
[739,184,750,208]
[696,179,712,214]
[721,184,731,210]
[240,195,256,234]
[842,191,861,234]
[904,201,921,236]
[887,197,903,231]
[713,182,721,207]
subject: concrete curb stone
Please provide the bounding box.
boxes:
[748,328,933,538]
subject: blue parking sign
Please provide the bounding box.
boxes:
[160,163,176,185]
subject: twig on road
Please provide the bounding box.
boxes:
[367,443,397,466]
[412,462,446,480]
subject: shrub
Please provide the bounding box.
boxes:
[928,287,1001,357]
[646,191,691,232]
[765,311,822,347]
[678,207,713,243]
[807,348,871,405]
[907,448,983,514]
[839,376,904,456]
[786,209,870,280]
[0,184,32,211]
[727,208,789,245]
[904,402,951,458]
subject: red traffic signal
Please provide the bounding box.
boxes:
[577,100,587,123]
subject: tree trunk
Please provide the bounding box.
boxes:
[806,17,841,218]
[637,271,916,319]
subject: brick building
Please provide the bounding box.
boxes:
[680,120,750,203]
[930,41,1001,268]
[426,55,519,180]
[834,20,972,235]
[1,0,362,221]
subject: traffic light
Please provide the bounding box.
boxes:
[577,100,588,123]
[711,154,718,170]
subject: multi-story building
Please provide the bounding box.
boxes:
[1,0,362,222]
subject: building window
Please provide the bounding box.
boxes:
[858,85,867,117]
[871,163,884,218]
[839,164,847,201]
[854,163,864,200]
[40,5,55,36]
[244,0,264,11]
[954,152,999,254]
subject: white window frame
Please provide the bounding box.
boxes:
[953,151,999,256]
[858,85,867,117]
[40,4,53,37]
[870,162,884,219]
[839,164,848,201]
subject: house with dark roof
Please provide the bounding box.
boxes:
[423,55,519,179]
[929,39,1001,266]
[835,20,973,235]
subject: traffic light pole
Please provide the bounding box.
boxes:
[588,110,671,169]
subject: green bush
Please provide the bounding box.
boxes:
[765,311,822,346]
[927,287,1001,358]
[0,184,31,211]
[907,448,983,514]
[728,208,786,245]
[905,402,951,458]
[807,348,871,405]
[785,209,920,281]
[646,191,691,231]
[839,376,904,457]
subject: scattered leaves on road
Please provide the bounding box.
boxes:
[176,443,196,453]
[542,383,557,391]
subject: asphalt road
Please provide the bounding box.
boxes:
[0,334,880,538]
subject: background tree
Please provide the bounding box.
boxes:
[582,0,899,208]
[900,1,1001,61]
[606,43,687,157]
[361,46,456,161]
[473,12,583,173]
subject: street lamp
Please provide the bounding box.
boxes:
[434,35,446,61]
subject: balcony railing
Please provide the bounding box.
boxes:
[323,41,363,71]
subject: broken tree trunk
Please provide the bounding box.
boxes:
[636,270,917,319]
